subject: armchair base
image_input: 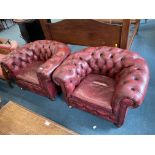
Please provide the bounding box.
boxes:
[69,98,116,124]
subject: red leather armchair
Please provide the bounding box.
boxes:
[53,46,149,126]
[1,40,71,100]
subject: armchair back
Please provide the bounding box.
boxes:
[1,40,70,78]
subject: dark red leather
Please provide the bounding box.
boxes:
[53,46,149,126]
[0,54,6,79]
[16,61,43,85]
[72,74,115,112]
[1,40,71,100]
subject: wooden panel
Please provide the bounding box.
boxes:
[95,19,137,24]
[0,101,77,135]
[120,19,130,49]
[39,19,52,39]
[47,19,122,47]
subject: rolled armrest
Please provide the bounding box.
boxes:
[53,54,92,98]
[52,64,80,98]
[37,50,70,80]
[112,58,149,113]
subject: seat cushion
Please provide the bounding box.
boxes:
[71,74,115,112]
[16,61,43,85]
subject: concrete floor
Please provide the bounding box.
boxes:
[0,20,155,134]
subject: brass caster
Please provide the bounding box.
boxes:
[114,123,122,128]
[50,97,56,101]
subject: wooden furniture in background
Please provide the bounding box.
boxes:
[39,19,140,49]
[0,101,77,135]
[0,20,14,31]
[14,19,45,43]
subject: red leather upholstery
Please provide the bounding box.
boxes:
[16,61,43,85]
[53,46,149,126]
[1,40,71,100]
[0,54,6,79]
[72,74,115,112]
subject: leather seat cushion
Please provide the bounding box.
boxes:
[16,61,43,85]
[71,74,115,112]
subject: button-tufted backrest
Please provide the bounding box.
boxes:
[60,46,142,77]
[53,46,149,104]
[1,40,70,76]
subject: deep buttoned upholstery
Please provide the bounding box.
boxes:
[53,46,149,126]
[1,40,71,100]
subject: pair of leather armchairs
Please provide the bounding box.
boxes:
[1,40,149,126]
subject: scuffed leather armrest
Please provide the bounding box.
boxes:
[37,50,70,81]
[112,58,149,113]
[53,54,91,98]
[52,64,79,98]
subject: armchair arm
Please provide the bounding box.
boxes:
[36,50,70,99]
[53,54,92,98]
[52,64,80,98]
[37,48,70,80]
[112,58,149,114]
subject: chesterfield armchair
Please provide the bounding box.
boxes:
[1,40,70,100]
[53,46,149,126]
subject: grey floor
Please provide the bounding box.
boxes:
[0,20,155,135]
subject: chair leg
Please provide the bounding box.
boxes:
[115,105,128,127]
[50,97,56,101]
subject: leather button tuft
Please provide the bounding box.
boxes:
[131,88,135,91]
